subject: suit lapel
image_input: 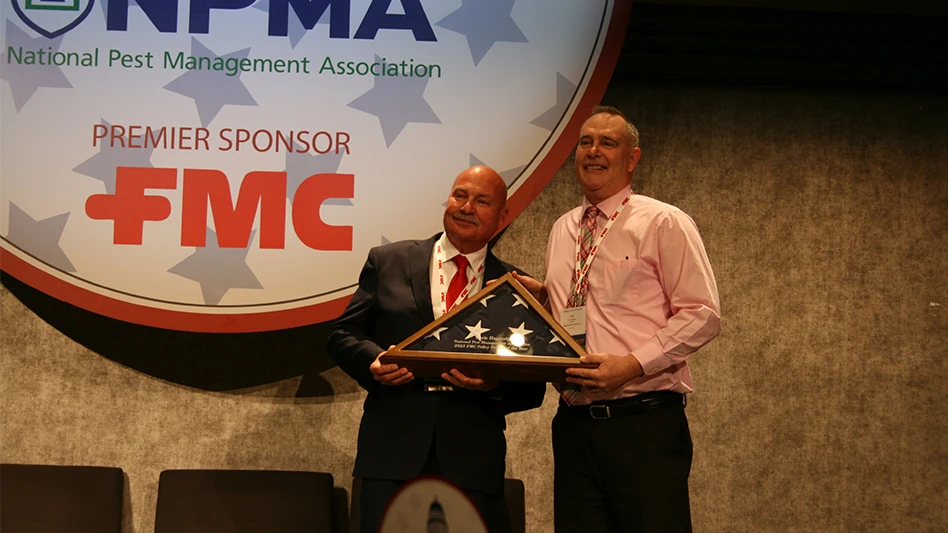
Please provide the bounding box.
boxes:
[409,234,439,325]
[483,250,510,281]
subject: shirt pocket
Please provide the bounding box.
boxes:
[593,258,641,306]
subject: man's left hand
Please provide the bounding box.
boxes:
[442,368,499,392]
[565,353,644,394]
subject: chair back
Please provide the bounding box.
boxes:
[0,463,124,533]
[154,469,334,533]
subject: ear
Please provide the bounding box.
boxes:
[498,206,510,228]
[627,147,642,173]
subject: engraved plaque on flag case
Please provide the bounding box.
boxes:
[381,273,594,382]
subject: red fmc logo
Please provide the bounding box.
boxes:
[84,167,354,251]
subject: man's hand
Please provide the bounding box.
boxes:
[370,346,414,386]
[511,271,548,307]
[565,353,644,394]
[441,368,499,392]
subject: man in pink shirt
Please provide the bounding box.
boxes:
[517,106,720,532]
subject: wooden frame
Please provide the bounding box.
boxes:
[380,273,595,382]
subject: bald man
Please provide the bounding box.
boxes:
[328,166,545,533]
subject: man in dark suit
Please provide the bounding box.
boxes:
[327,165,545,533]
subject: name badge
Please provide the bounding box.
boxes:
[560,306,587,347]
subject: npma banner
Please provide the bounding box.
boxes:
[1,0,631,332]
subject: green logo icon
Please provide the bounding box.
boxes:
[25,0,80,12]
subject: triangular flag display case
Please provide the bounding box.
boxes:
[381,273,595,382]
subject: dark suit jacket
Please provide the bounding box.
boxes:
[327,234,545,496]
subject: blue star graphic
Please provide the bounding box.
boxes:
[254,0,326,48]
[470,154,526,187]
[284,142,347,200]
[436,0,528,66]
[531,72,577,131]
[6,203,75,272]
[73,120,155,194]
[168,227,264,305]
[164,38,258,127]
[348,55,440,147]
[0,20,72,111]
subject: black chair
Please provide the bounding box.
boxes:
[0,463,124,533]
[154,469,334,533]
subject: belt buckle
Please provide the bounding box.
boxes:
[425,384,454,393]
[589,404,611,419]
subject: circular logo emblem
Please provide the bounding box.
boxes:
[1,1,631,331]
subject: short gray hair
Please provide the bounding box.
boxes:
[588,105,639,148]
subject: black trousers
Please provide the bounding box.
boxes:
[552,398,693,533]
[360,444,511,533]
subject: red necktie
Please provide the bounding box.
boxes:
[446,255,470,310]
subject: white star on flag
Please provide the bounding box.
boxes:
[549,334,565,345]
[426,327,449,340]
[508,322,533,338]
[479,294,496,307]
[464,320,490,341]
[512,294,527,308]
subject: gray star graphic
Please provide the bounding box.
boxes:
[164,38,258,126]
[549,333,565,346]
[168,227,263,305]
[1,20,72,111]
[470,154,525,187]
[436,0,528,66]
[348,55,440,147]
[531,72,577,131]
[479,294,495,307]
[6,203,75,272]
[73,119,155,194]
[511,294,527,308]
[254,0,328,48]
[284,142,347,200]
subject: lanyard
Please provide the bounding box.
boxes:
[571,191,634,297]
[435,242,483,317]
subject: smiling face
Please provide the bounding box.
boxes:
[575,112,642,204]
[442,166,509,254]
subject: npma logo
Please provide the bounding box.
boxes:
[11,0,95,38]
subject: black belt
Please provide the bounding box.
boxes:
[558,391,685,419]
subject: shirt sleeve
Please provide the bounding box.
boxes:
[631,210,721,375]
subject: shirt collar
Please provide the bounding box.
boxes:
[439,233,488,268]
[583,186,633,219]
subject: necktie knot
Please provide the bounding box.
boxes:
[452,255,469,272]
[584,205,601,223]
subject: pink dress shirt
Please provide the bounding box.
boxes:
[545,187,721,404]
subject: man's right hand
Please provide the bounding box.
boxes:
[369,346,414,386]
[512,271,549,308]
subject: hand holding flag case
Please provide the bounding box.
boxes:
[380,273,595,382]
